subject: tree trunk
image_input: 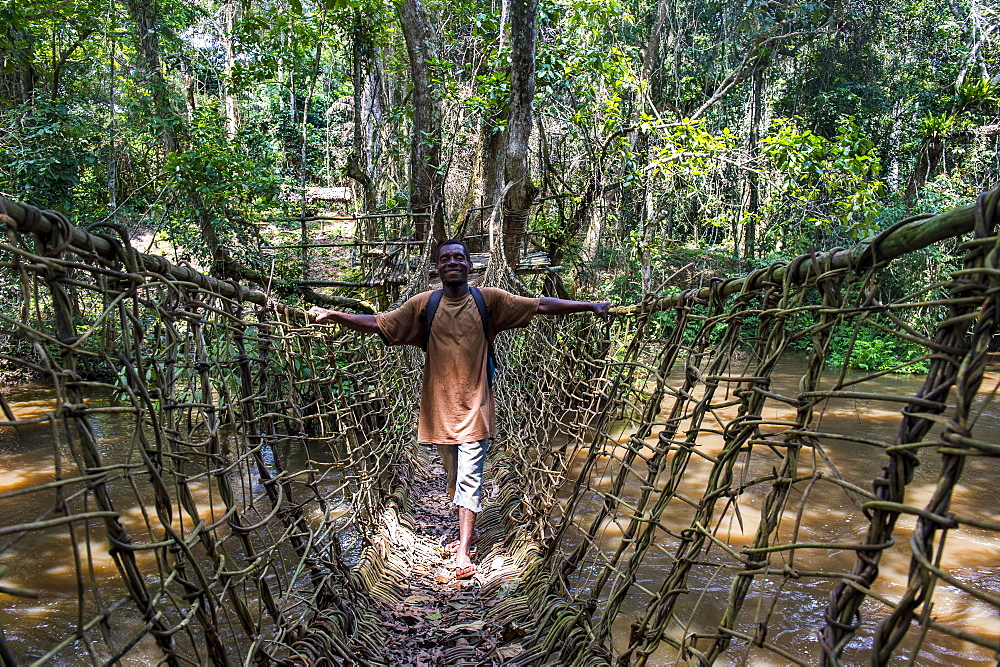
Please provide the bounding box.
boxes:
[18,56,38,104]
[51,29,95,99]
[645,0,670,111]
[547,172,599,297]
[581,203,605,263]
[222,0,238,137]
[501,0,539,265]
[124,0,235,277]
[496,0,511,53]
[179,59,196,120]
[350,10,384,215]
[611,0,668,277]
[886,100,905,188]
[471,2,511,247]
[123,0,180,153]
[904,136,945,206]
[740,64,765,261]
[950,0,990,90]
[107,24,118,215]
[397,0,446,242]
[640,184,653,295]
[478,120,505,234]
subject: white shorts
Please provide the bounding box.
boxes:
[436,439,489,513]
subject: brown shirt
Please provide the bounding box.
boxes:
[376,288,539,444]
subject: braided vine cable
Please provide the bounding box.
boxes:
[1,187,999,665]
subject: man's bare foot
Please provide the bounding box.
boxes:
[453,546,476,577]
[454,563,477,580]
[449,506,478,578]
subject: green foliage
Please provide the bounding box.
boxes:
[919,112,957,138]
[154,101,282,269]
[956,77,999,110]
[917,170,989,212]
[0,9,34,87]
[0,0,995,322]
[463,70,510,121]
[166,102,280,210]
[536,0,637,111]
[771,21,887,137]
[826,324,929,374]
[645,118,738,180]
[761,116,885,239]
[0,100,101,214]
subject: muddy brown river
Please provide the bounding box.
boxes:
[0,385,356,665]
[553,356,1000,665]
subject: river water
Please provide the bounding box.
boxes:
[2,355,999,664]
[554,356,1000,664]
[0,385,357,665]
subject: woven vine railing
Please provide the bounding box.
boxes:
[0,199,424,664]
[1,186,999,665]
[490,186,1000,666]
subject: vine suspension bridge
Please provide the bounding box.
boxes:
[1,186,999,665]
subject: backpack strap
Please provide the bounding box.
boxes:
[421,289,444,351]
[468,286,490,343]
[422,286,495,387]
[469,286,496,387]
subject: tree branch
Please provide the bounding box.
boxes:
[297,286,375,314]
[23,0,73,21]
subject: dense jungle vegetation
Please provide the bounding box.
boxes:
[1,0,998,368]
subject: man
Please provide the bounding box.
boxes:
[308,239,610,578]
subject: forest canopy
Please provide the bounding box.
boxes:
[1,0,997,304]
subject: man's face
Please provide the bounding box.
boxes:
[436,243,472,288]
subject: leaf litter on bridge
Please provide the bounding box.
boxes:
[379,457,523,666]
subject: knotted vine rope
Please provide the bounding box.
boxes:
[1,187,999,665]
[487,186,1000,666]
[0,199,416,664]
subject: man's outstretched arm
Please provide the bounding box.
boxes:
[308,306,381,334]
[537,297,611,318]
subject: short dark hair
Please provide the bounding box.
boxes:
[436,238,471,263]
